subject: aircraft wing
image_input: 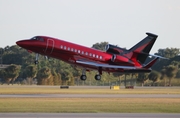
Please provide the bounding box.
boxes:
[76,60,140,70]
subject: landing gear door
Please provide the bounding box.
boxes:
[45,39,54,54]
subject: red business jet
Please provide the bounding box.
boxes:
[16,33,161,81]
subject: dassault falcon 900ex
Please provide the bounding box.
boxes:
[16,32,162,81]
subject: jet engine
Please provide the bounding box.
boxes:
[111,54,128,63]
[105,44,126,54]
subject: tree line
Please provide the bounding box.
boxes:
[0,43,180,86]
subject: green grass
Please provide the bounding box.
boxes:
[0,98,180,113]
[0,85,180,94]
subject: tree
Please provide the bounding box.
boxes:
[176,69,180,78]
[0,64,21,85]
[113,72,123,86]
[155,48,180,58]
[160,67,167,86]
[148,70,160,86]
[2,45,25,65]
[36,66,53,85]
[60,68,72,85]
[153,48,180,71]
[165,65,178,86]
[51,69,61,85]
[137,73,149,86]
[92,42,108,51]
[23,65,37,85]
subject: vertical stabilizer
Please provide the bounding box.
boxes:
[129,33,158,64]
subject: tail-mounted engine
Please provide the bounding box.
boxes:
[111,54,134,65]
[105,44,127,54]
[111,54,128,63]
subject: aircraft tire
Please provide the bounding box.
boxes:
[34,60,38,65]
[80,75,87,81]
[95,74,101,80]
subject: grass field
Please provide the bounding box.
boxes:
[0,98,180,113]
[0,85,180,94]
[0,85,180,113]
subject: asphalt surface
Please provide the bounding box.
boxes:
[0,113,180,118]
[0,94,180,98]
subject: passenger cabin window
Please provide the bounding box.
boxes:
[74,49,77,52]
[58,44,103,60]
[81,51,84,55]
[68,47,70,51]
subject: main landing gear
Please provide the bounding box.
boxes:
[95,74,101,80]
[80,69,87,81]
[80,68,102,81]
[80,74,101,81]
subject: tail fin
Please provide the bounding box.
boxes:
[128,33,158,64]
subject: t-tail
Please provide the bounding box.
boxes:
[124,33,159,68]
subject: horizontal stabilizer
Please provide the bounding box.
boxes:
[143,57,159,69]
[138,52,168,60]
[148,54,168,60]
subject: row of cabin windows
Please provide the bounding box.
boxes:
[60,45,103,60]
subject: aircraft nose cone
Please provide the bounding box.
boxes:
[16,40,29,48]
[16,41,21,46]
[16,40,24,47]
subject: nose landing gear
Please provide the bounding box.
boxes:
[34,53,39,65]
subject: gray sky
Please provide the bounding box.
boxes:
[0,0,180,53]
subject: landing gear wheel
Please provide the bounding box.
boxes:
[80,75,87,81]
[34,60,38,65]
[95,74,101,80]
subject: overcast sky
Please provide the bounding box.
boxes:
[0,0,180,53]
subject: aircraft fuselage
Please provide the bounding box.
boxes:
[16,33,159,80]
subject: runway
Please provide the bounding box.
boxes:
[0,94,180,98]
[0,113,180,118]
[0,86,180,118]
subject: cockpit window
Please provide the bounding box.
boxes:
[31,36,44,42]
[31,37,37,40]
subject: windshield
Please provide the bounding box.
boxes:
[31,36,44,42]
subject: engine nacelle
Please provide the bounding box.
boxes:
[111,54,132,64]
[105,44,126,54]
